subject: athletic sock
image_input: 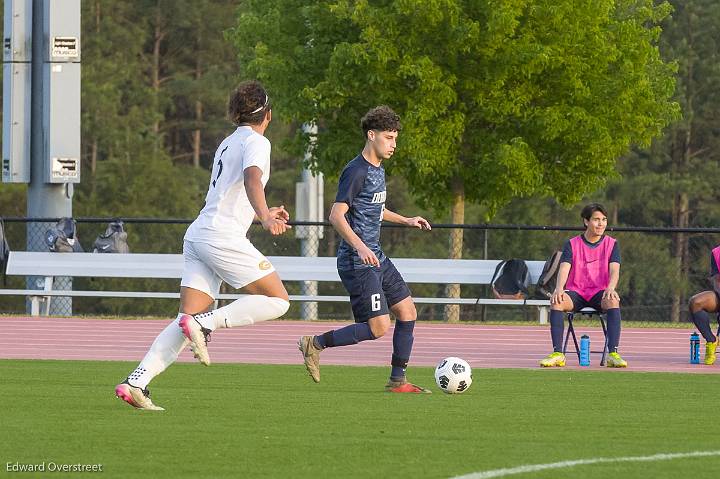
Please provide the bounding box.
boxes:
[691,310,717,343]
[128,313,188,389]
[606,308,621,353]
[550,310,565,352]
[316,323,375,348]
[390,320,415,380]
[192,295,290,331]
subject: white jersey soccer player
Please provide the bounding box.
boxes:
[116,81,291,410]
[182,126,277,292]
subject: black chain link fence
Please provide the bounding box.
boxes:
[2,217,718,324]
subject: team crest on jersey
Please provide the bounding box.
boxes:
[259,260,272,270]
[371,191,386,204]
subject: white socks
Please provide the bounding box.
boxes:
[192,295,290,331]
[128,313,188,389]
[126,296,290,389]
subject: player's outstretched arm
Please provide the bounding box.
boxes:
[329,202,379,266]
[382,208,431,230]
[244,166,290,236]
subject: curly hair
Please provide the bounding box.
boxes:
[360,105,402,138]
[581,203,608,221]
[228,80,271,126]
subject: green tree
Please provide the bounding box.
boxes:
[143,0,240,169]
[601,0,720,322]
[74,0,223,315]
[82,0,155,179]
[231,0,679,320]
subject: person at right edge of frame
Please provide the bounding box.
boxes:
[687,244,720,365]
[540,203,628,368]
[297,105,433,393]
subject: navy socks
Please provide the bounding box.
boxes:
[391,320,415,380]
[691,310,717,343]
[605,308,621,353]
[314,320,415,382]
[316,323,375,349]
[551,308,622,354]
[550,310,565,352]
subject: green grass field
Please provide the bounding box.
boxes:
[1,359,718,478]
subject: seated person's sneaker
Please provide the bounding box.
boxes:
[705,339,718,365]
[539,352,566,367]
[606,351,628,368]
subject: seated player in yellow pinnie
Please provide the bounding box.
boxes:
[688,244,720,365]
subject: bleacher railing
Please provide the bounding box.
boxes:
[2,217,718,324]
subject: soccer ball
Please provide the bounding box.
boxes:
[434,357,472,394]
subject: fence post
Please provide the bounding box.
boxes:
[295,124,323,320]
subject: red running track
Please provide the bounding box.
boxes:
[0,317,714,374]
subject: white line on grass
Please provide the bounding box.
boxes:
[451,450,720,479]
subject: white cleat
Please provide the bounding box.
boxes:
[115,381,164,411]
[179,314,211,366]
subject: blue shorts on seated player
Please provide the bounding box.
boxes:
[565,290,604,312]
[687,244,720,365]
[539,203,627,368]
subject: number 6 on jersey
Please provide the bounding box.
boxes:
[371,293,381,312]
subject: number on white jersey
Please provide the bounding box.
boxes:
[212,146,228,188]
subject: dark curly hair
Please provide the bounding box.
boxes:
[581,203,608,222]
[360,105,402,138]
[228,80,271,126]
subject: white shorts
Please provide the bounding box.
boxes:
[180,239,276,298]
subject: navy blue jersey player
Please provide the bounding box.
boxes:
[298,105,432,393]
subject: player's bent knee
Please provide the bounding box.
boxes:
[604,299,621,310]
[397,308,417,322]
[688,296,700,312]
[371,324,390,338]
[688,293,712,313]
[368,316,391,338]
[267,296,290,319]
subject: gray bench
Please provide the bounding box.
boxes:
[2,252,550,321]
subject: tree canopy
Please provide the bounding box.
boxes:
[230,0,680,216]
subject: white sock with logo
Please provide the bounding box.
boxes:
[192,295,290,331]
[127,313,189,389]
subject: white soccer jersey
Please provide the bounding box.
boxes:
[184,126,271,245]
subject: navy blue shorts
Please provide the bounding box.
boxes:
[338,258,412,323]
[566,290,605,312]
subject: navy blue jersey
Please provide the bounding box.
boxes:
[711,253,719,277]
[335,155,387,271]
[560,236,621,264]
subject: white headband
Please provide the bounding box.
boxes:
[250,94,269,114]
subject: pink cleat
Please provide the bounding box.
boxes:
[115,381,164,411]
[179,314,212,366]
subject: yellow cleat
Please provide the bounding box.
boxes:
[539,352,566,367]
[606,351,628,368]
[705,339,718,365]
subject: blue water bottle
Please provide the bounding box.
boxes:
[579,335,590,366]
[690,332,700,364]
